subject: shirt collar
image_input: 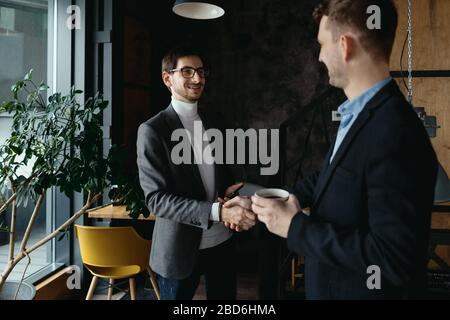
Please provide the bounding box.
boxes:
[338,77,392,116]
[171,96,198,119]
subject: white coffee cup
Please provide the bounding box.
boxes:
[254,188,289,201]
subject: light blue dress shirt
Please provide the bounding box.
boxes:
[330,77,392,163]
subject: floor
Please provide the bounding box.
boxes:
[91,273,260,300]
[193,273,259,300]
[90,271,306,300]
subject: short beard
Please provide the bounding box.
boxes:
[329,69,348,90]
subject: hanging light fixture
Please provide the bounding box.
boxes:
[173,1,225,20]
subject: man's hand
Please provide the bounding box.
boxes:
[251,194,301,238]
[221,196,256,231]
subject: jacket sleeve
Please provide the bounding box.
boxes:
[287,127,436,287]
[137,123,212,230]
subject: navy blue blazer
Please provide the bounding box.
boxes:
[288,81,438,299]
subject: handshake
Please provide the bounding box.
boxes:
[217,182,302,238]
[217,182,255,232]
[218,194,255,232]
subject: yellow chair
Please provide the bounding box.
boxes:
[75,225,160,300]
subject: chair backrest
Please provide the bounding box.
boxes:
[75,225,151,270]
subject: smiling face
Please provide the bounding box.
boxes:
[317,16,348,89]
[162,55,205,103]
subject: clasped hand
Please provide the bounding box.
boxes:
[217,183,256,232]
[219,190,302,237]
[219,196,256,232]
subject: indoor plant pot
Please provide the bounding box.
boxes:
[0,281,35,300]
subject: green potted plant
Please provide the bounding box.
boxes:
[0,70,148,300]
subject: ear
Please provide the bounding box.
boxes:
[162,71,172,89]
[339,34,353,62]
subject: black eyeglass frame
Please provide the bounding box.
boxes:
[169,66,209,78]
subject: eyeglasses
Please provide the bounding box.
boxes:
[169,67,209,78]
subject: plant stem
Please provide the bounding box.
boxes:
[19,193,45,254]
[27,192,101,254]
[0,192,102,290]
[8,196,17,264]
[14,252,31,300]
[0,174,36,217]
[85,202,112,213]
[0,193,17,216]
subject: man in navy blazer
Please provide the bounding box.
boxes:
[228,0,438,299]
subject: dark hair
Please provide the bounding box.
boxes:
[313,0,398,62]
[161,45,205,73]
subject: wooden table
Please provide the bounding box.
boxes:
[431,201,450,229]
[433,201,450,214]
[87,204,156,221]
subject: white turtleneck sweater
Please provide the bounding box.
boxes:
[171,97,232,249]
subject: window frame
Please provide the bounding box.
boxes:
[1,0,106,290]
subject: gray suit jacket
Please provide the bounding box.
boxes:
[137,104,234,279]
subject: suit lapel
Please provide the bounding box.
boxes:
[312,143,334,204]
[312,111,371,204]
[163,104,206,195]
[312,80,398,205]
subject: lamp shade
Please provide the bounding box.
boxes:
[434,162,450,203]
[173,1,225,20]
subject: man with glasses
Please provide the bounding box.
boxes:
[137,45,256,300]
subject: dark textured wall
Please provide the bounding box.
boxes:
[149,0,345,186]
[139,0,346,186]
[202,0,346,186]
[205,0,327,127]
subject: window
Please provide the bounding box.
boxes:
[0,0,50,281]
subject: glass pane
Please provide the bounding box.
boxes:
[0,0,50,281]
